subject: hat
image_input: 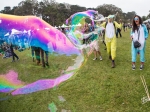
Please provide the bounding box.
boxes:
[107,15,115,19]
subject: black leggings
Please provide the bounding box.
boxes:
[12,52,19,60]
[116,28,122,37]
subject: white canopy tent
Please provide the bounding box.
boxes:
[4,29,23,37]
[143,19,150,23]
[61,24,67,28]
[11,29,23,35]
[4,33,9,36]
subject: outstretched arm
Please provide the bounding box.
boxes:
[114,21,122,29]
[100,22,106,28]
[83,32,93,39]
[130,29,134,40]
[143,24,148,39]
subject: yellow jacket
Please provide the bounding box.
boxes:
[101,21,122,42]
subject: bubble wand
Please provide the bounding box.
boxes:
[140,75,150,104]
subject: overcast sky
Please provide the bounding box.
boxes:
[0,0,150,17]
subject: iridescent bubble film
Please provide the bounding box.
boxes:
[0,10,104,95]
[0,14,80,55]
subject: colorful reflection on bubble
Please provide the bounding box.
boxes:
[0,70,24,93]
[0,10,103,96]
[65,10,100,46]
[0,14,80,56]
[66,10,97,26]
[0,54,84,95]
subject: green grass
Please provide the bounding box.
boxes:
[0,30,150,112]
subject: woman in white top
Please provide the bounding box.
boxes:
[131,15,148,70]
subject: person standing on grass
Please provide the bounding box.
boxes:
[146,23,150,34]
[116,19,122,38]
[90,28,103,61]
[10,43,19,62]
[123,23,126,32]
[101,15,122,68]
[96,21,106,50]
[31,46,35,62]
[40,48,49,68]
[34,47,41,65]
[81,25,103,61]
[131,15,148,70]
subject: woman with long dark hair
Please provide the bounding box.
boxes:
[131,15,148,70]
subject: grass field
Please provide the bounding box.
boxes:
[1,30,150,112]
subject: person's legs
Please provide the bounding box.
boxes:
[40,48,45,67]
[102,32,106,47]
[97,51,102,60]
[111,37,117,68]
[119,29,122,37]
[132,45,137,62]
[126,27,127,31]
[103,40,106,46]
[139,49,145,70]
[31,47,35,62]
[106,41,111,59]
[116,29,119,38]
[97,51,101,56]
[93,50,97,60]
[94,40,102,60]
[139,49,145,62]
[139,43,146,70]
[45,51,49,66]
[94,50,97,58]
[12,52,15,61]
[13,52,19,60]
[35,48,40,65]
[103,39,106,50]
[131,42,138,70]
[37,49,40,64]
[111,38,116,60]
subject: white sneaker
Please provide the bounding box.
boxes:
[140,65,144,70]
[93,57,97,60]
[100,56,103,61]
[132,64,135,70]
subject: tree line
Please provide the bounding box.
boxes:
[0,0,149,26]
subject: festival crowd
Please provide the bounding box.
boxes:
[0,13,149,70]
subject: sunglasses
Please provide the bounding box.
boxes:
[134,17,139,21]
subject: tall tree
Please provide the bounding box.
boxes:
[14,0,39,16]
[70,5,86,14]
[126,11,136,21]
[142,16,147,21]
[96,4,124,21]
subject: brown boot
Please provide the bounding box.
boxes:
[112,60,115,68]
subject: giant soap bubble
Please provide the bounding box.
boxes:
[0,10,104,95]
[0,14,80,55]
